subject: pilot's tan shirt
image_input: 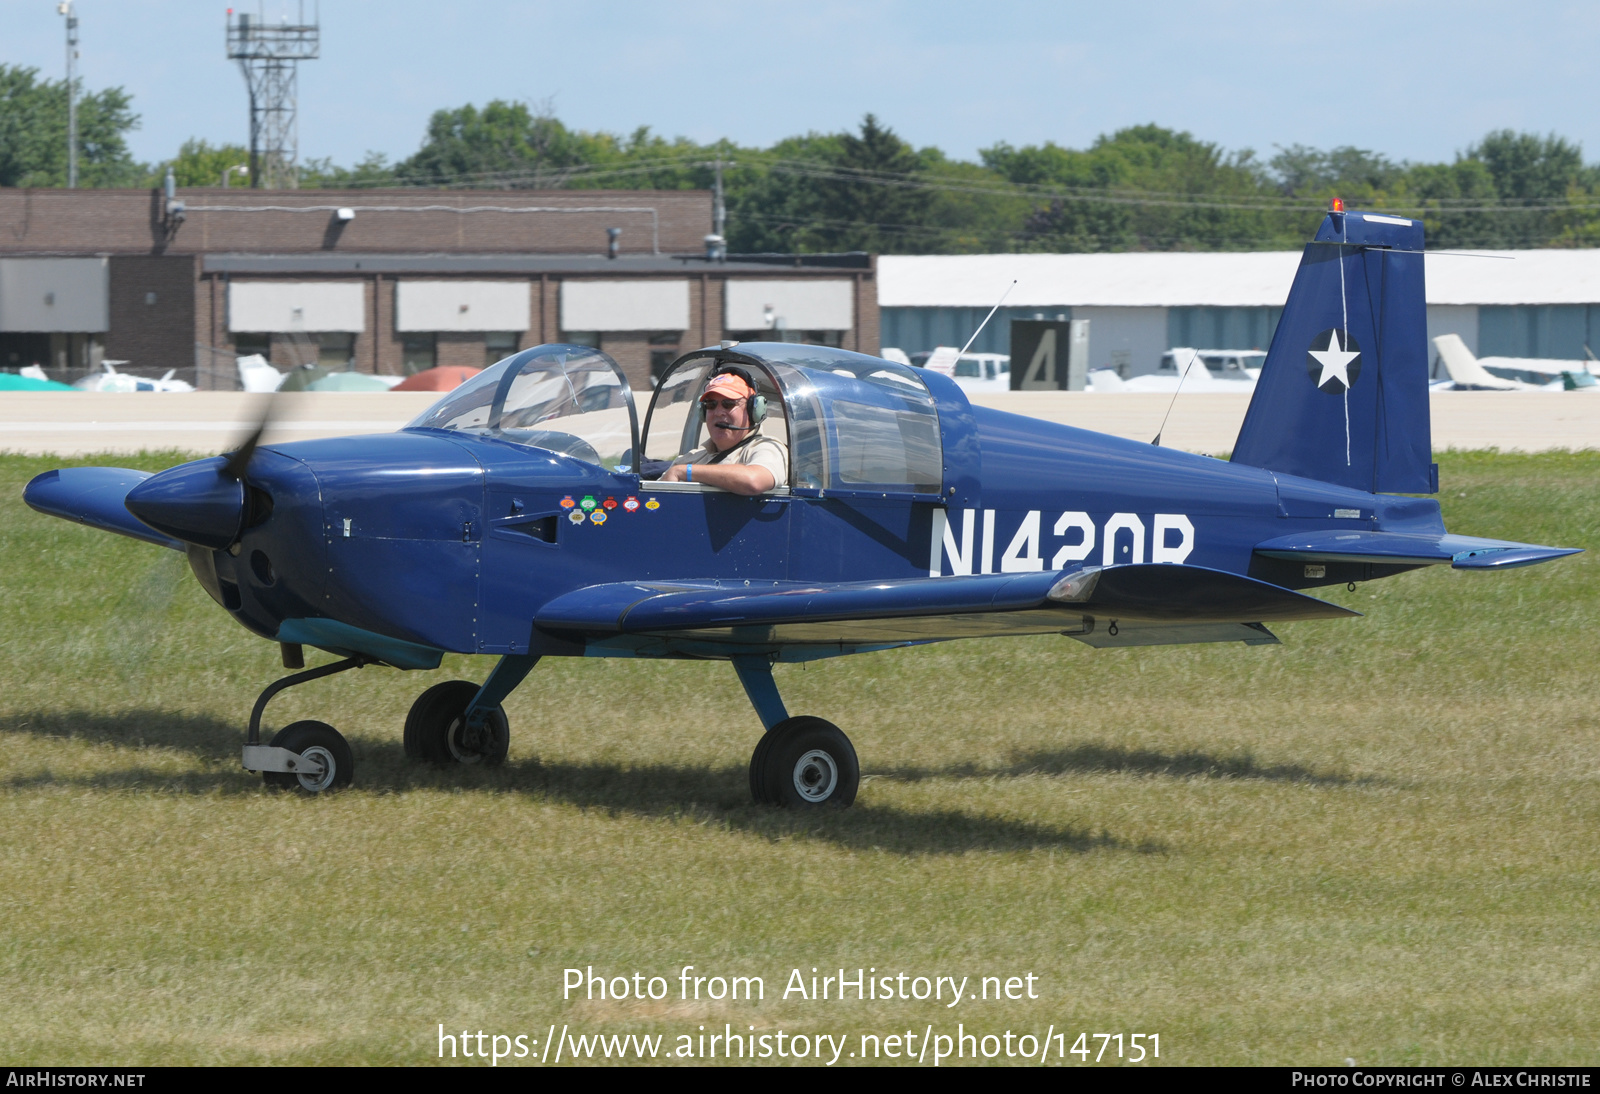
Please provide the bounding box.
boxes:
[671,435,789,487]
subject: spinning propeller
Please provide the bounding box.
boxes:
[124,395,277,551]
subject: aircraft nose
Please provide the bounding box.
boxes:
[124,456,246,550]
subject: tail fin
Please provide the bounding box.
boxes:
[1432,334,1520,390]
[1232,210,1435,493]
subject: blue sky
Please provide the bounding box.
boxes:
[4,0,1599,170]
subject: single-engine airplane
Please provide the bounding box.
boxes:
[23,207,1581,806]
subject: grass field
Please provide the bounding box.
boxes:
[0,450,1596,1066]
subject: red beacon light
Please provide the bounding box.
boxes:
[1330,197,1345,212]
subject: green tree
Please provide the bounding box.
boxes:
[155,138,252,188]
[394,100,592,187]
[0,63,141,187]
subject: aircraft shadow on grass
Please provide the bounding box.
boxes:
[2,708,1375,852]
[881,743,1377,788]
[0,708,1185,854]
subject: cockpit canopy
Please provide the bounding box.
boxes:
[406,345,639,470]
[645,343,943,495]
[406,341,946,496]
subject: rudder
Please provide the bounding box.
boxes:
[1232,209,1435,494]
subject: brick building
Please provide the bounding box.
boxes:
[0,188,880,389]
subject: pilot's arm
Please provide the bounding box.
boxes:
[659,459,774,495]
[660,437,787,496]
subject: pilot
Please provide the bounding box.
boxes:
[659,368,788,496]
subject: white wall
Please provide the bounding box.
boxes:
[396,281,530,332]
[0,258,109,332]
[560,280,689,332]
[1071,306,1168,375]
[229,281,365,332]
[725,279,854,331]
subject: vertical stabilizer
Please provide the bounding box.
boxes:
[1232,210,1435,493]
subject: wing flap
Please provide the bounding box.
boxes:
[1255,530,1581,570]
[23,467,184,550]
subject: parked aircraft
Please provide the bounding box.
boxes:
[1432,334,1600,391]
[23,207,1580,806]
[71,360,194,393]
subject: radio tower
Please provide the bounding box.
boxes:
[226,4,319,189]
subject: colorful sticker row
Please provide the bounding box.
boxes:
[560,494,658,524]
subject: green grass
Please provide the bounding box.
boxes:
[0,450,1596,1066]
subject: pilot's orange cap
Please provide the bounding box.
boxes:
[701,372,754,401]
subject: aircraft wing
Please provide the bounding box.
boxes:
[1255,530,1581,570]
[23,467,184,550]
[534,564,1358,652]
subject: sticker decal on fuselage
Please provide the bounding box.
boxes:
[928,509,1195,576]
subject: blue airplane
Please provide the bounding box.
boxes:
[23,207,1581,805]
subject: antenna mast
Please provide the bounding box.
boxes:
[227,3,320,189]
[58,2,78,189]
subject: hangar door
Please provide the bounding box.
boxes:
[0,258,109,332]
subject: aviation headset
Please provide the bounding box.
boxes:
[704,365,768,430]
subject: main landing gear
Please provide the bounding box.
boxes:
[734,657,859,808]
[404,654,538,767]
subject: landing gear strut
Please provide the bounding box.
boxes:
[734,656,859,808]
[242,655,369,792]
[403,654,538,767]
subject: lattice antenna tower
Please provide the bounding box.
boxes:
[226,3,319,189]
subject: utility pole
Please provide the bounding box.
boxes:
[700,153,731,260]
[58,1,78,188]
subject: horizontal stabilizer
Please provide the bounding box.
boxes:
[1255,530,1581,570]
[536,564,1354,650]
[23,467,183,550]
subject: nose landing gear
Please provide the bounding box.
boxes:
[242,655,369,793]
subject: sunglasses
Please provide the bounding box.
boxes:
[701,399,743,411]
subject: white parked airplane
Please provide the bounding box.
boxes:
[70,360,194,393]
[1431,334,1599,391]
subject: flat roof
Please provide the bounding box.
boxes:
[879,250,1600,308]
[201,253,870,275]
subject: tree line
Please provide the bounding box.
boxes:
[4,62,1599,253]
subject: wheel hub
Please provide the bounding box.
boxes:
[295,745,338,792]
[792,749,839,803]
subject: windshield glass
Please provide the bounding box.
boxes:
[406,344,639,470]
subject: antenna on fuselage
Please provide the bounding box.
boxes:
[956,280,1018,359]
[1151,348,1201,447]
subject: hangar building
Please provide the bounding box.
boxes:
[879,251,1600,376]
[0,188,879,389]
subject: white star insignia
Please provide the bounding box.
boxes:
[1309,330,1359,390]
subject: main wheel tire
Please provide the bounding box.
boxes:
[757,717,859,808]
[748,730,779,804]
[404,680,509,766]
[263,720,353,793]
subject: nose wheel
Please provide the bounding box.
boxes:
[262,720,354,792]
[749,716,859,808]
[242,655,369,793]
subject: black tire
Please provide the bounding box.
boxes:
[403,680,509,766]
[748,729,779,804]
[758,717,859,808]
[263,719,353,793]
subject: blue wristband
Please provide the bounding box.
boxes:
[686,463,693,482]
